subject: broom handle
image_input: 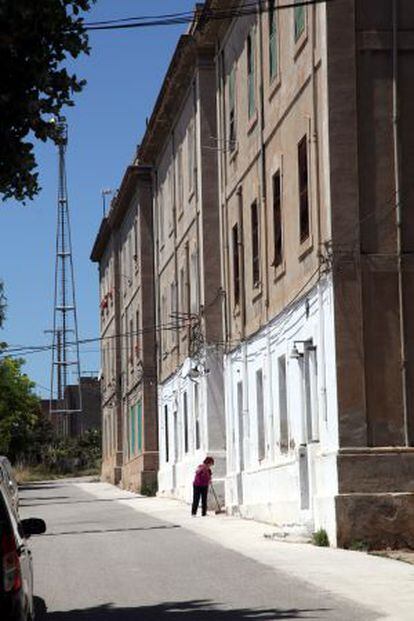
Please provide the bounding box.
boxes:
[210,483,221,510]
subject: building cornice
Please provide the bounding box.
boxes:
[137,35,216,165]
[90,165,152,263]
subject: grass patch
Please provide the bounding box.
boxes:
[14,463,100,484]
[312,528,330,547]
[348,539,370,552]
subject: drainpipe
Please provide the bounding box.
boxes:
[310,1,327,422]
[152,169,161,389]
[217,48,231,349]
[171,130,180,363]
[258,2,269,321]
[237,186,246,338]
[392,0,408,445]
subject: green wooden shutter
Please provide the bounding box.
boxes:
[137,401,143,452]
[294,4,305,41]
[269,3,277,80]
[130,406,136,456]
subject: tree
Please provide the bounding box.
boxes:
[0,356,52,463]
[0,0,94,202]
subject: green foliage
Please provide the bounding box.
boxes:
[348,540,369,552]
[312,528,330,547]
[42,428,102,474]
[0,356,52,463]
[141,481,158,497]
[0,1,94,202]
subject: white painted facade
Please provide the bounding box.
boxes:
[224,274,339,544]
[157,348,226,505]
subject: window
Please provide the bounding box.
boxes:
[294,1,305,42]
[164,405,169,462]
[194,383,200,449]
[135,309,140,358]
[130,405,136,456]
[159,185,165,244]
[177,147,184,213]
[278,356,289,453]
[256,369,265,460]
[251,201,260,287]
[133,219,139,263]
[272,170,283,267]
[183,391,189,453]
[161,293,167,354]
[137,401,143,452]
[269,0,278,80]
[232,224,240,306]
[237,381,244,470]
[247,32,255,118]
[170,281,177,344]
[188,122,195,193]
[129,318,134,365]
[298,136,310,242]
[190,251,199,313]
[228,65,237,149]
[180,266,188,315]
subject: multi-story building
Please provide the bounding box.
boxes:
[137,29,226,503]
[91,0,414,548]
[203,0,414,547]
[91,165,158,492]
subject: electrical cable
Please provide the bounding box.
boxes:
[84,0,334,32]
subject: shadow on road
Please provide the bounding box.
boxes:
[21,496,147,507]
[19,483,66,491]
[34,598,328,620]
[41,524,181,537]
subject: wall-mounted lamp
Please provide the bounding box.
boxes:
[289,339,316,359]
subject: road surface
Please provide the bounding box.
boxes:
[20,478,378,620]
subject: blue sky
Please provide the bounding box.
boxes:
[0,0,196,397]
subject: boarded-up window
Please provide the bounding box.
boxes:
[298,136,310,242]
[183,391,189,453]
[164,404,169,462]
[256,369,265,460]
[251,201,260,287]
[278,356,289,453]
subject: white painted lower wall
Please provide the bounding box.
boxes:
[157,350,226,506]
[224,275,339,544]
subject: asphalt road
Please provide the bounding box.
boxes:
[19,479,377,620]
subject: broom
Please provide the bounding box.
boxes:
[210,483,225,514]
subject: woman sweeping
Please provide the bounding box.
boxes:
[191,456,214,516]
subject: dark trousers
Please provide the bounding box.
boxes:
[192,485,208,515]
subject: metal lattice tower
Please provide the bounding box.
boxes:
[49,117,82,435]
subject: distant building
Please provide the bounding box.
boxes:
[91,167,158,492]
[42,377,101,438]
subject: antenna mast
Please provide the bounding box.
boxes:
[49,117,82,435]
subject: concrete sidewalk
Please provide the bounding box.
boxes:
[76,480,414,621]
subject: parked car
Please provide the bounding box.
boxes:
[0,477,46,620]
[0,456,19,513]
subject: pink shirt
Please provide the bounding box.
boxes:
[193,464,212,487]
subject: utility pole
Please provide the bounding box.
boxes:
[49,117,82,435]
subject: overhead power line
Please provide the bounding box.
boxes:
[84,0,333,32]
